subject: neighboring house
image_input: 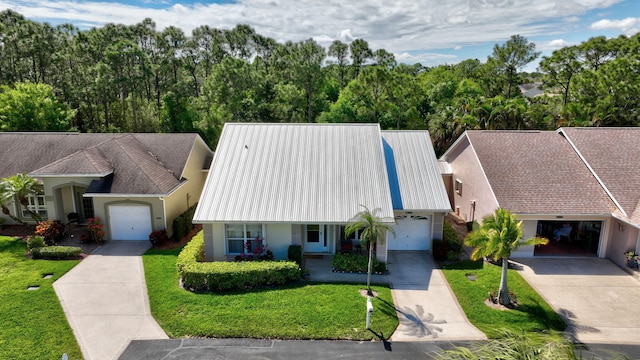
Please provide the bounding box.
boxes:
[440,128,640,268]
[193,123,451,262]
[0,133,213,241]
[518,83,544,98]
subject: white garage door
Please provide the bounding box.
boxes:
[108,205,152,241]
[389,216,431,251]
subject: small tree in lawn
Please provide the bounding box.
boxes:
[345,205,395,296]
[464,208,548,306]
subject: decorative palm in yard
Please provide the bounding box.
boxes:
[0,182,24,224]
[345,205,395,296]
[465,208,548,306]
[1,174,43,222]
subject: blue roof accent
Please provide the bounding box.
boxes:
[382,138,403,210]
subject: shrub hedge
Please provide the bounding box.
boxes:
[287,245,302,266]
[31,246,82,260]
[433,221,463,261]
[177,233,301,292]
[172,203,197,242]
[332,252,387,273]
[27,235,46,251]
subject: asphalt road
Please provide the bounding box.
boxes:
[119,338,640,359]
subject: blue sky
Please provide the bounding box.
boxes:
[2,0,638,71]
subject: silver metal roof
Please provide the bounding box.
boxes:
[194,123,395,224]
[381,131,452,212]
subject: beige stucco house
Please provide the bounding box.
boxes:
[0,133,212,241]
[440,128,640,269]
[193,123,451,263]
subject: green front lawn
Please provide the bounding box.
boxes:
[0,236,82,360]
[441,260,566,338]
[144,247,399,340]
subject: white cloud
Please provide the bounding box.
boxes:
[591,17,640,36]
[0,0,631,68]
[538,39,572,51]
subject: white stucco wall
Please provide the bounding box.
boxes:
[266,224,292,260]
[443,138,499,224]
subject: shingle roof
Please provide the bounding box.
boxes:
[465,130,615,215]
[381,131,451,212]
[561,127,640,223]
[0,132,202,195]
[194,123,396,224]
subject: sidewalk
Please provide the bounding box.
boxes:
[54,242,168,360]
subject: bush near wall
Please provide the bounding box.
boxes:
[31,246,82,260]
[172,203,197,242]
[433,221,463,261]
[177,232,301,292]
[332,252,387,273]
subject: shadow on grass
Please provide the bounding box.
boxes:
[441,259,483,270]
[516,298,567,331]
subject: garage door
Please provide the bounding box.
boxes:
[108,205,152,241]
[389,216,431,251]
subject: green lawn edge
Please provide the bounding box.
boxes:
[0,236,83,360]
[441,260,566,338]
[143,243,399,340]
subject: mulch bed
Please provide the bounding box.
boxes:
[152,224,202,250]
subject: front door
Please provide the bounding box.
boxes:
[304,224,328,253]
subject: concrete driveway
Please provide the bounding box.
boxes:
[516,258,640,344]
[54,242,168,360]
[305,251,486,341]
[387,251,486,342]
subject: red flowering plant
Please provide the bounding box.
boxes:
[234,237,273,261]
[35,220,65,245]
[87,217,105,244]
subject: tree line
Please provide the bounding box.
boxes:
[0,9,638,153]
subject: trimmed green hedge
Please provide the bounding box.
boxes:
[332,252,387,273]
[31,246,82,260]
[177,232,301,292]
[287,245,302,266]
[172,203,197,242]
[433,220,463,261]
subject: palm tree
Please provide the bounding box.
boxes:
[2,174,43,222]
[465,208,548,306]
[345,205,395,296]
[0,182,25,224]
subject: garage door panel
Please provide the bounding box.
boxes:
[389,216,431,251]
[109,205,152,241]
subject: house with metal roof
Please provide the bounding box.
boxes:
[440,128,640,269]
[0,132,213,241]
[193,123,451,262]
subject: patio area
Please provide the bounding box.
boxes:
[303,255,389,284]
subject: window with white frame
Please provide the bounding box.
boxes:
[22,194,47,218]
[455,179,463,195]
[226,224,264,254]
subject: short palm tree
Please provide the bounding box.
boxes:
[345,205,395,296]
[465,208,548,306]
[0,182,25,224]
[2,173,43,222]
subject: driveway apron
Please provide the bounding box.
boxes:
[54,242,168,360]
[516,258,640,344]
[388,251,486,342]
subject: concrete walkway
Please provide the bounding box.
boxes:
[54,242,168,360]
[306,251,486,342]
[516,257,640,345]
[387,252,486,342]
